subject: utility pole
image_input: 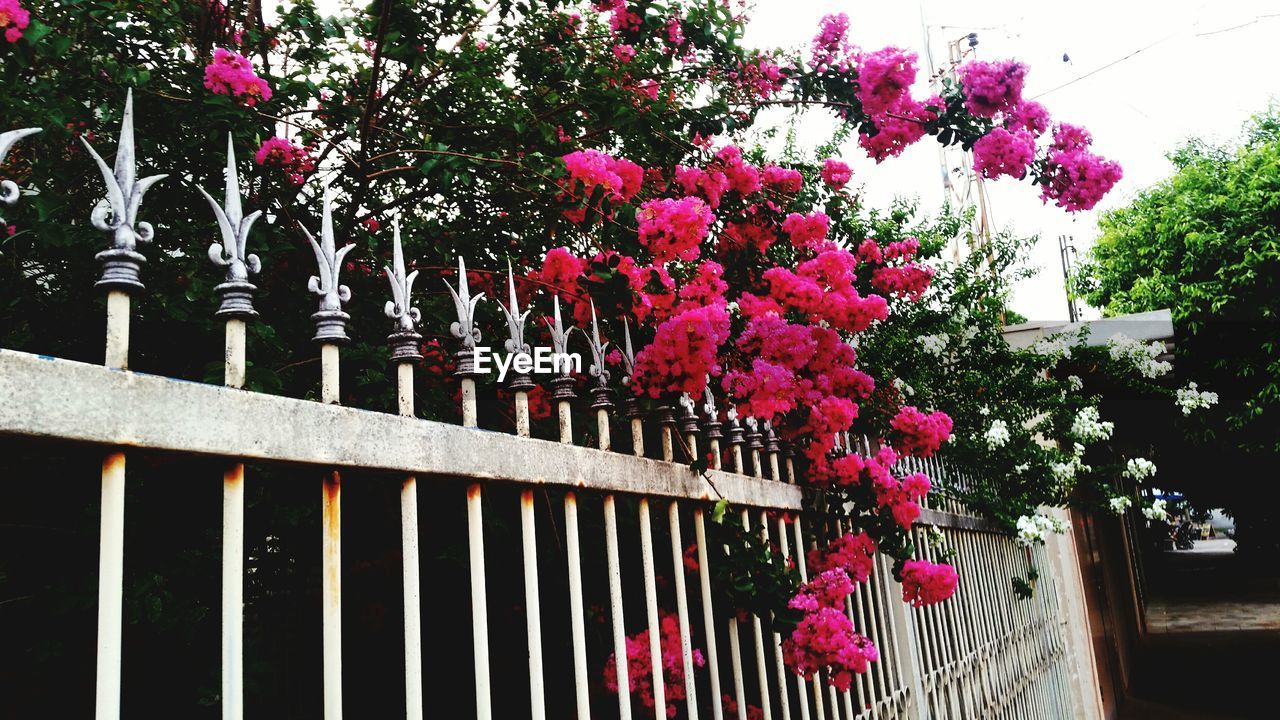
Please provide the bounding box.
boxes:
[1058,234,1080,322]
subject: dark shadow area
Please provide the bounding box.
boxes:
[1121,538,1280,719]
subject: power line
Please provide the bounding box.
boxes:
[1030,31,1180,100]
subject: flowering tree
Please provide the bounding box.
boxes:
[0,0,1124,712]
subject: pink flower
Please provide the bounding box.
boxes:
[761,165,804,193]
[889,406,952,457]
[740,54,786,99]
[1006,100,1051,136]
[603,611,706,717]
[820,159,852,190]
[972,127,1036,180]
[957,59,1027,118]
[536,246,585,295]
[808,532,877,583]
[637,196,715,262]
[900,559,959,607]
[782,603,878,691]
[856,46,917,116]
[255,137,315,184]
[612,44,636,63]
[632,304,731,398]
[0,0,30,43]
[1051,123,1093,152]
[859,96,939,162]
[561,149,643,203]
[811,13,854,73]
[781,212,830,248]
[871,263,934,299]
[1040,147,1122,212]
[204,48,273,106]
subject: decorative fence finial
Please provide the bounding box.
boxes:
[701,380,723,441]
[198,133,262,318]
[678,392,700,437]
[384,216,422,361]
[727,406,745,447]
[547,294,577,400]
[0,127,41,228]
[300,185,354,344]
[444,256,484,374]
[496,260,534,391]
[587,299,613,410]
[745,416,764,451]
[80,89,168,292]
[764,420,781,453]
[619,318,642,419]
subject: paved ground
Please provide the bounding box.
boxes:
[1121,538,1280,720]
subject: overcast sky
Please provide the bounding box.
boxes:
[743,0,1280,321]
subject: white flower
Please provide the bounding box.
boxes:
[1071,407,1114,443]
[1016,513,1066,545]
[892,377,915,397]
[984,419,1010,449]
[1175,382,1219,416]
[1122,458,1157,481]
[1050,462,1076,482]
[1142,499,1168,521]
[1032,326,1087,365]
[1107,333,1172,379]
[1109,496,1133,514]
[1067,375,1084,392]
[920,333,948,356]
[1014,462,1029,474]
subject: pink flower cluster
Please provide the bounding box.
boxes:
[632,304,731,398]
[811,13,855,73]
[1040,124,1122,212]
[858,95,940,162]
[562,149,643,204]
[807,532,876,583]
[889,406,953,457]
[762,250,889,333]
[871,264,934,300]
[957,59,1027,118]
[781,211,830,248]
[204,48,272,106]
[254,137,315,184]
[637,196,715,262]
[972,127,1036,180]
[1006,100,1052,137]
[593,0,640,34]
[603,611,706,718]
[900,559,959,607]
[0,0,30,43]
[821,159,852,190]
[856,46,917,115]
[739,54,787,99]
[762,165,804,193]
[783,569,879,691]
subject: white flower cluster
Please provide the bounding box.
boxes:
[1122,457,1157,481]
[1175,382,1219,416]
[1032,326,1088,364]
[920,334,948,356]
[1106,333,1172,379]
[1050,443,1091,482]
[892,376,915,397]
[1067,375,1084,392]
[1016,513,1066,546]
[1141,499,1169,521]
[1071,406,1114,443]
[984,419,1010,449]
[1109,496,1133,514]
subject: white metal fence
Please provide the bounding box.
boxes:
[0,115,1096,719]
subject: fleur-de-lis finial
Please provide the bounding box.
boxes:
[445,256,484,374]
[80,90,168,292]
[197,134,263,318]
[701,380,724,441]
[384,216,423,361]
[299,185,354,343]
[547,294,578,400]
[496,261,531,357]
[0,127,41,227]
[547,294,575,368]
[620,318,638,384]
[586,300,611,387]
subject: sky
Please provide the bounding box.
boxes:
[742,0,1280,321]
